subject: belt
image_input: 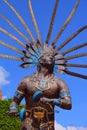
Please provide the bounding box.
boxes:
[25,107,54,123]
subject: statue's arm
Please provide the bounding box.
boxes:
[9,78,27,115]
[40,79,72,110]
[54,79,72,110]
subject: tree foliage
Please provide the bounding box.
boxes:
[0,99,24,130]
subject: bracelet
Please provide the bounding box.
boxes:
[53,99,61,106]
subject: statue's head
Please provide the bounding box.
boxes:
[19,42,65,74]
[38,45,55,67]
[18,40,66,74]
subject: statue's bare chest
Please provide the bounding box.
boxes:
[27,77,59,98]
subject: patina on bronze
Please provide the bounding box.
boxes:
[0,0,87,130]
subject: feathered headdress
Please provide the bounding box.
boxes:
[0,0,87,79]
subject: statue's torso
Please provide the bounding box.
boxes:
[24,74,60,111]
[20,74,60,128]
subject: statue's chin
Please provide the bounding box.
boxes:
[40,62,54,68]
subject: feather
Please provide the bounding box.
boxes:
[52,0,80,46]
[0,41,23,54]
[0,54,22,61]
[65,63,87,68]
[55,59,66,65]
[61,42,87,56]
[0,28,26,48]
[46,0,59,44]
[56,25,87,51]
[65,53,87,60]
[28,0,42,45]
[55,54,63,60]
[19,61,37,68]
[4,0,36,43]
[0,14,30,43]
[64,70,87,79]
[19,62,29,68]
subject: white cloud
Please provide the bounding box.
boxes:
[55,122,87,130]
[0,66,10,88]
[67,126,77,130]
[67,126,87,130]
[79,127,87,130]
[2,96,7,100]
[55,121,66,130]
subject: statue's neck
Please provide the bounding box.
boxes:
[36,64,54,79]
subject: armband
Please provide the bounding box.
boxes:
[32,90,43,102]
[53,99,61,106]
[19,108,25,121]
[59,92,71,98]
[14,90,24,99]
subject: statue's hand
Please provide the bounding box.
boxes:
[32,91,53,104]
[6,111,19,117]
[40,97,53,104]
[32,90,43,102]
[6,103,19,117]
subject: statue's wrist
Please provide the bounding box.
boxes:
[53,99,61,106]
[10,101,18,112]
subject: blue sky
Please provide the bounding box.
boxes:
[0,0,87,128]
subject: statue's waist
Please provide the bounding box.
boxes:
[25,107,54,122]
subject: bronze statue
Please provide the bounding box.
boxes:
[0,0,87,130]
[8,45,72,130]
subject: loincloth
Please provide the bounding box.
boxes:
[22,107,54,129]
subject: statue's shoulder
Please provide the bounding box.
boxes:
[53,75,62,81]
[20,74,35,84]
[54,75,67,87]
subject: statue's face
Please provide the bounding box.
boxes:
[39,53,55,66]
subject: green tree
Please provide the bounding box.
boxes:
[0,99,24,130]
